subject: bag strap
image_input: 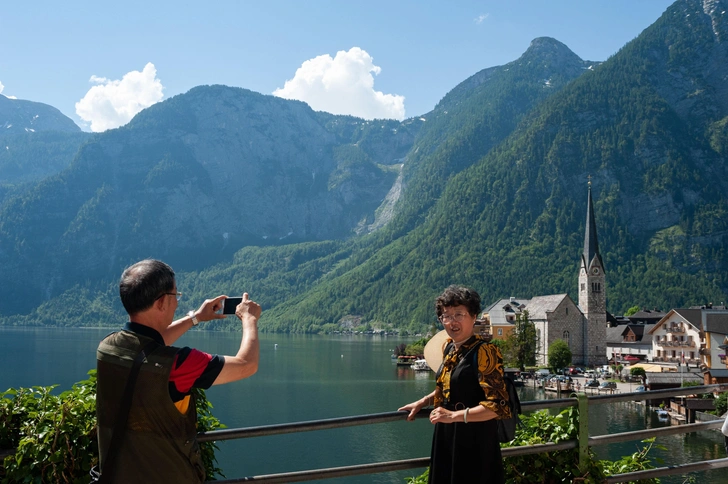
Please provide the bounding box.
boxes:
[97,339,159,483]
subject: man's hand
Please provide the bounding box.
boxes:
[235,293,261,323]
[193,295,228,323]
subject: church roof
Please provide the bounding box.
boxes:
[582,184,604,271]
[528,294,571,320]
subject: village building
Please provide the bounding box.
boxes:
[605,323,656,363]
[647,306,728,384]
[482,183,607,367]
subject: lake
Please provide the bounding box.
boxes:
[1,327,726,483]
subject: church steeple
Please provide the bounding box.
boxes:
[578,178,607,366]
[581,180,603,273]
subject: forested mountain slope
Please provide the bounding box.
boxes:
[0,96,90,202]
[252,0,728,332]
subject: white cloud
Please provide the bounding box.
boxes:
[475,13,489,24]
[75,63,164,132]
[0,82,16,99]
[273,47,405,120]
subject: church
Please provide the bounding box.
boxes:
[482,183,608,367]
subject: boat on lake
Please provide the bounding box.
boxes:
[411,359,431,371]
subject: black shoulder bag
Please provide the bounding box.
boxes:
[90,340,158,483]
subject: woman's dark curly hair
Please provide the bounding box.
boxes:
[435,285,481,318]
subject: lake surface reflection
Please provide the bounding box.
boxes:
[1,328,726,483]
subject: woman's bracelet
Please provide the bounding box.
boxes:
[463,407,469,424]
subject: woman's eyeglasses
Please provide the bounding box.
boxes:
[439,312,468,324]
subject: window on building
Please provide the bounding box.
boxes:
[566,307,569,315]
[497,328,503,336]
[592,282,601,292]
[581,283,585,291]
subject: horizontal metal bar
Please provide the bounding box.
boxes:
[199,385,727,443]
[521,397,576,411]
[586,384,728,405]
[501,440,577,457]
[209,457,430,483]
[207,441,583,484]
[198,410,418,443]
[589,419,725,446]
[604,457,728,483]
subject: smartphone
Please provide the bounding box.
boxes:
[223,297,243,315]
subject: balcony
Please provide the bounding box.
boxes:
[665,324,685,333]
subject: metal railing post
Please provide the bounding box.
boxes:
[576,392,590,474]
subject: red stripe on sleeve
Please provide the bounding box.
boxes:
[170,349,214,394]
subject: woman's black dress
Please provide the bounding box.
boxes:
[429,338,506,484]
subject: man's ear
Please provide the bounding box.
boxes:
[154,295,168,312]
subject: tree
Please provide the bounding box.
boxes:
[503,311,538,371]
[630,367,646,379]
[624,305,641,317]
[548,339,572,371]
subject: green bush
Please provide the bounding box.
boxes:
[0,371,225,483]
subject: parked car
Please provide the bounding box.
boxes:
[585,379,600,388]
[634,385,646,392]
[599,381,617,390]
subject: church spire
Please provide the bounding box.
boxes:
[582,179,603,272]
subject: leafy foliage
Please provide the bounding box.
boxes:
[501,311,537,371]
[713,391,728,416]
[548,339,573,371]
[0,371,226,483]
[631,367,646,378]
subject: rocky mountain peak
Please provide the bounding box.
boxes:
[517,36,597,74]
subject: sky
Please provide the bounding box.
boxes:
[0,0,676,132]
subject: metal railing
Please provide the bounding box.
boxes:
[196,384,728,483]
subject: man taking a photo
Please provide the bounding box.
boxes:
[95,259,260,483]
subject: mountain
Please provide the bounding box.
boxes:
[0,96,90,200]
[252,0,728,332]
[0,86,420,315]
[0,95,81,134]
[5,0,728,333]
[0,37,597,328]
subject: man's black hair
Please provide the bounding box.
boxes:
[119,259,175,315]
[435,285,481,317]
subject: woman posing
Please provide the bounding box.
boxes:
[399,285,511,483]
